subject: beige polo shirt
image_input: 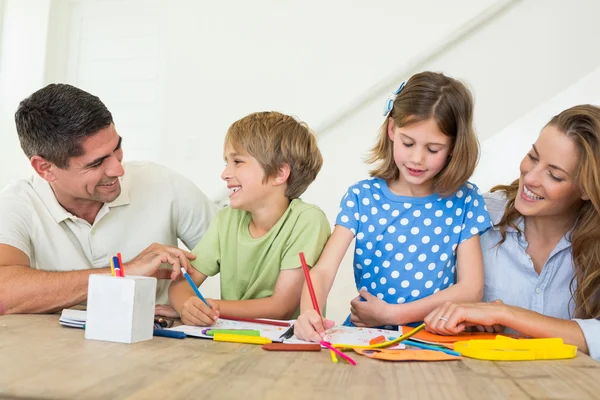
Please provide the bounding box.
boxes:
[0,161,216,304]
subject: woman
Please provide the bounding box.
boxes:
[424,105,600,361]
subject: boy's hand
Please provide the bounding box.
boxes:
[180,296,220,326]
[294,309,335,343]
[350,289,394,327]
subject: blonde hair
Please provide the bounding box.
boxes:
[492,105,600,319]
[225,111,323,199]
[367,71,479,197]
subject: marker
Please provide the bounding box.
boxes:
[113,256,122,277]
[153,329,186,339]
[117,252,124,276]
[213,333,272,345]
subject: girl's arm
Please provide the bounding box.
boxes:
[350,234,483,327]
[300,225,355,313]
[423,301,590,354]
[390,234,484,324]
[294,226,354,342]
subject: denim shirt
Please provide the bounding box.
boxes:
[482,191,600,361]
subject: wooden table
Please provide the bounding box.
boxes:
[1,314,599,400]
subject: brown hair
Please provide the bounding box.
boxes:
[367,71,479,197]
[492,105,600,319]
[225,111,323,199]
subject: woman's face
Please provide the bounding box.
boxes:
[515,124,587,218]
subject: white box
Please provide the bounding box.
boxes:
[85,274,157,344]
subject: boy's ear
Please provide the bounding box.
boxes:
[272,163,291,186]
[31,156,58,182]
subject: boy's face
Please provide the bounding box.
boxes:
[221,143,279,211]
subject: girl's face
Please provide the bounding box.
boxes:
[515,124,587,218]
[387,117,451,196]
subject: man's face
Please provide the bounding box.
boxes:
[50,124,125,204]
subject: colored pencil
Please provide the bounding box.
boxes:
[321,341,356,366]
[219,315,291,327]
[180,267,209,306]
[299,252,321,316]
[117,252,124,276]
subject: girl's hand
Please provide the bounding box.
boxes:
[424,299,508,335]
[294,309,335,342]
[350,289,395,327]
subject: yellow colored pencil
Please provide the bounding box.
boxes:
[110,258,115,276]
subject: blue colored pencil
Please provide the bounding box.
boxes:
[404,339,461,357]
[180,267,209,306]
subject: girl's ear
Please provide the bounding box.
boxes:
[387,118,396,142]
[273,163,291,186]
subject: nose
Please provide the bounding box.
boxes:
[409,147,424,165]
[106,155,124,178]
[522,164,542,187]
[221,164,231,181]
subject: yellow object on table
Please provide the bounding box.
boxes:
[454,335,577,361]
[213,333,272,345]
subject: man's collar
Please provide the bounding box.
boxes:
[32,175,130,223]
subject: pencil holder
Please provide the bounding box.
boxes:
[85,274,157,344]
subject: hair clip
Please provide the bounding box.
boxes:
[382,81,406,116]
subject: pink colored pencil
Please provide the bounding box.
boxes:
[320,341,357,366]
[299,252,321,316]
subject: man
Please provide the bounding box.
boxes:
[0,84,216,314]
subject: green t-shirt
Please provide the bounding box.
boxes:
[191,198,331,305]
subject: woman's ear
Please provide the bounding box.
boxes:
[387,118,396,142]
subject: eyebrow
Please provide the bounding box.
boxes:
[223,152,245,161]
[531,144,569,175]
[84,136,122,168]
[400,133,447,147]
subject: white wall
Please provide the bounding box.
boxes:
[2,0,600,322]
[0,0,51,188]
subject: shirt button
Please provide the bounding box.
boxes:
[535,288,541,294]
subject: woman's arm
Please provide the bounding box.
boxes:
[424,301,590,354]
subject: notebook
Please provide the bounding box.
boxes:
[59,309,87,328]
[169,321,405,348]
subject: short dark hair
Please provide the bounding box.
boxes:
[15,84,113,168]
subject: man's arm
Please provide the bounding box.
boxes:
[214,268,305,320]
[0,243,196,315]
[0,244,109,314]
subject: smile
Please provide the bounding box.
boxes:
[228,186,241,196]
[523,185,544,200]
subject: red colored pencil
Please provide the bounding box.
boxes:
[299,252,321,316]
[220,315,291,327]
[117,252,124,276]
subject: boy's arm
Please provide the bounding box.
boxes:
[351,235,484,326]
[214,268,305,320]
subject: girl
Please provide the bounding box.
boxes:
[424,105,600,361]
[295,71,492,342]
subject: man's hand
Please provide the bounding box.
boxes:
[180,296,220,326]
[124,243,196,280]
[350,289,395,327]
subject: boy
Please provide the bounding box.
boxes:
[169,112,331,326]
